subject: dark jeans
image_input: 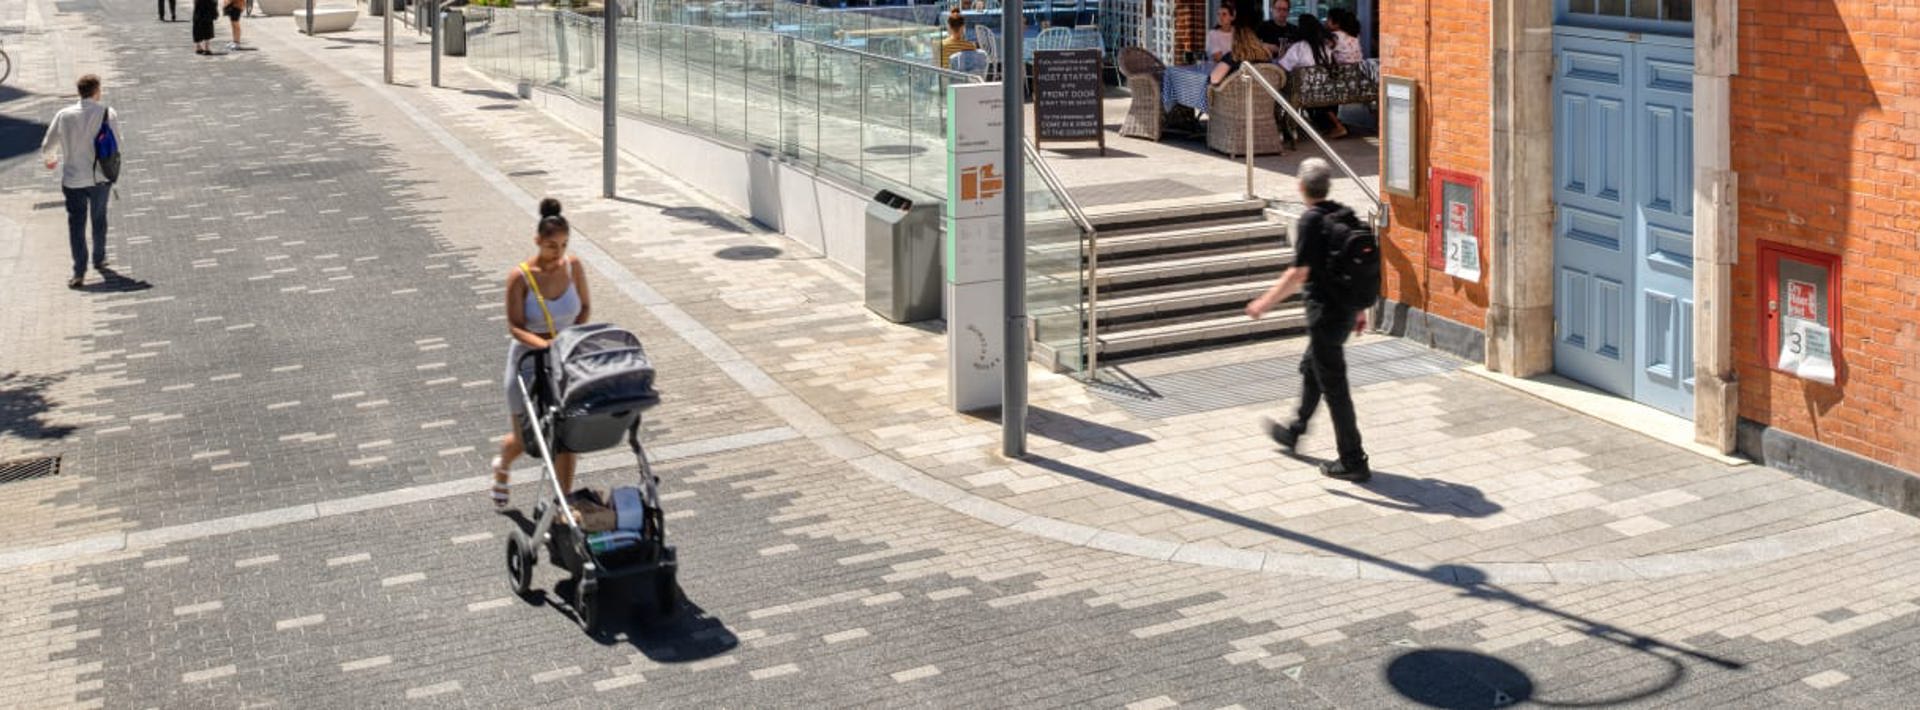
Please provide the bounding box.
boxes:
[1293,300,1366,464]
[159,0,175,18]
[63,184,110,278]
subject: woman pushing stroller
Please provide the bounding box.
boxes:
[491,198,593,508]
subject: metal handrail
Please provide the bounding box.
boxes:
[1022,140,1101,378]
[1245,67,1385,226]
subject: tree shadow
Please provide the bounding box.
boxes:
[1019,452,1742,702]
[0,372,77,441]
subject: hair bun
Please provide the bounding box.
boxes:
[538,198,563,219]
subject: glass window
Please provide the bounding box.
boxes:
[1567,0,1691,21]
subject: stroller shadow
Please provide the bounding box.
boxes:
[498,509,736,659]
[1279,450,1503,518]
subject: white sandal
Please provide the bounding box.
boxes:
[489,456,511,509]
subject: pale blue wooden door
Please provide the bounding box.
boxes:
[1552,29,1695,417]
[1552,32,1636,398]
[1628,39,1695,418]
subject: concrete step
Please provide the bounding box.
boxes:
[1082,195,1270,236]
[1092,247,1294,294]
[1029,221,1291,265]
[1095,307,1309,361]
[1033,280,1277,339]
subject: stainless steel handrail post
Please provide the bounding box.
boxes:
[1242,69,1254,200]
[1021,140,1098,379]
[1247,69,1382,220]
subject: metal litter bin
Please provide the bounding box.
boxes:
[864,189,943,323]
[442,10,466,55]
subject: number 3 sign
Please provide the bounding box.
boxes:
[1760,241,1842,385]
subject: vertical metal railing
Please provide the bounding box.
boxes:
[1023,140,1100,377]
[1245,68,1384,225]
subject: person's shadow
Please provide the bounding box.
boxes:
[82,266,153,294]
[1280,450,1502,518]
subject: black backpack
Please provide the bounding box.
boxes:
[1317,207,1380,311]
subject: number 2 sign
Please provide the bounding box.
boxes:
[1426,168,1483,283]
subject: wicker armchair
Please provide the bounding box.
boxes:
[1207,64,1287,157]
[1117,47,1167,141]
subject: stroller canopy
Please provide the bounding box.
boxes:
[547,324,659,416]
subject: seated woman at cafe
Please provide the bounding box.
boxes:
[1328,8,1365,65]
[1277,15,1349,138]
[1208,24,1273,87]
[937,9,976,69]
[1206,3,1236,62]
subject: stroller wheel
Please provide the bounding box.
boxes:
[505,533,535,599]
[576,576,604,635]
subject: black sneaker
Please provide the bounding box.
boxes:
[1264,417,1304,452]
[1320,456,1371,483]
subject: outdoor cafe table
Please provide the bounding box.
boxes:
[1163,63,1213,114]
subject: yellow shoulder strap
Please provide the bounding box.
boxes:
[519,263,556,337]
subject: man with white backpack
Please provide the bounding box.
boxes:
[39,74,121,289]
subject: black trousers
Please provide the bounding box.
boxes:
[159,0,175,18]
[1293,300,1366,464]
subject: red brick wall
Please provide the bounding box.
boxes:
[1376,0,1491,331]
[1173,0,1206,59]
[1731,1,1920,471]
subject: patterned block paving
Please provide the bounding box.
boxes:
[13,437,1920,706]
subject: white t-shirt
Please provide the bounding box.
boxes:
[40,99,119,190]
[1206,29,1233,61]
[1332,31,1364,64]
[1278,41,1320,72]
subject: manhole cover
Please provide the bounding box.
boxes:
[0,456,62,485]
[715,245,781,261]
[864,144,928,156]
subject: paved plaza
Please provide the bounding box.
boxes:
[3,2,1920,707]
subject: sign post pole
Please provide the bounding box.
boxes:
[383,0,394,85]
[430,0,441,87]
[1001,1,1027,458]
[603,0,618,199]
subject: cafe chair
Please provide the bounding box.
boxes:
[1117,46,1166,141]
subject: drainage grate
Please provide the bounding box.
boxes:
[1090,339,1465,420]
[0,456,63,485]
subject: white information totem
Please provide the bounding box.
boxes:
[945,83,1007,412]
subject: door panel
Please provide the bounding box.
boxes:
[1552,33,1637,398]
[1553,30,1695,417]
[1631,40,1695,418]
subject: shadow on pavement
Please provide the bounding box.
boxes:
[81,266,153,294]
[497,509,735,660]
[1021,453,1743,704]
[0,372,77,441]
[1279,450,1502,518]
[1027,406,1153,453]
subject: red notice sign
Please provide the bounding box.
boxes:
[1786,280,1817,320]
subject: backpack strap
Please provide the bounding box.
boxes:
[519,263,556,338]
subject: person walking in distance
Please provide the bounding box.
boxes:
[40,74,120,290]
[221,0,246,51]
[159,0,177,22]
[1245,158,1379,482]
[192,0,217,54]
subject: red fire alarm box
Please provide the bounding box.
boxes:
[1426,168,1484,282]
[1758,241,1843,385]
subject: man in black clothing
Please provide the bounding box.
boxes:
[1245,158,1371,481]
[159,0,177,21]
[1256,0,1297,53]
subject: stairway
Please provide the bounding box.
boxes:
[1031,195,1308,371]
